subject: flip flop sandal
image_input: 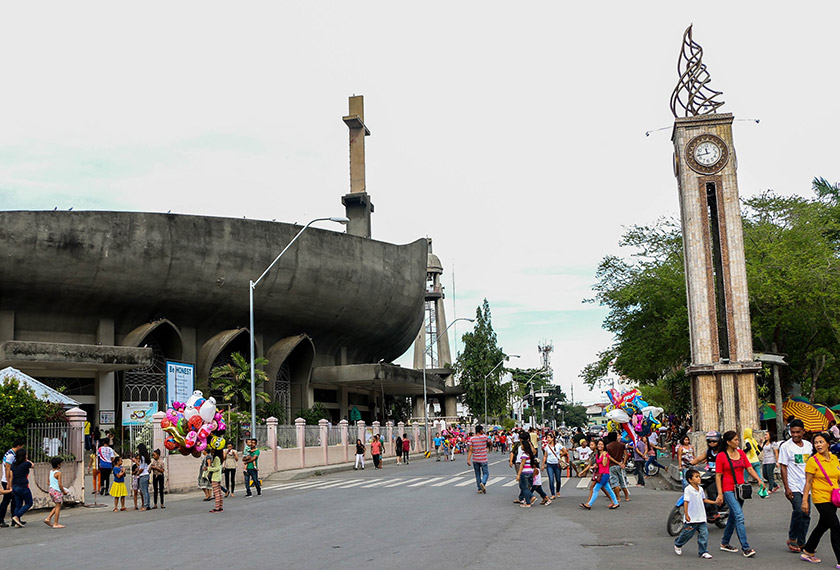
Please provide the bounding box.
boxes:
[609,503,621,509]
[800,554,821,564]
[579,503,591,510]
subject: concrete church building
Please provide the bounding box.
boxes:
[0,96,449,428]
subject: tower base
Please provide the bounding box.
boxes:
[688,361,761,435]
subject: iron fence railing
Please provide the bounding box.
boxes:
[304,425,321,447]
[277,426,298,448]
[328,426,343,446]
[26,422,82,490]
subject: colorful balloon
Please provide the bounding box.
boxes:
[164,437,178,451]
[606,408,631,423]
[179,445,191,456]
[185,390,204,409]
[161,417,172,429]
[198,423,213,440]
[194,438,208,452]
[199,397,217,424]
[185,430,198,448]
[176,417,189,436]
[209,436,226,450]
[188,415,203,431]
[163,426,186,446]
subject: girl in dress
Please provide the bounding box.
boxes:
[110,456,127,511]
[44,457,70,528]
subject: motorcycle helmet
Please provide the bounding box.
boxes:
[705,430,721,442]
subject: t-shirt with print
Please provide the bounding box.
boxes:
[778,439,813,493]
[806,453,840,504]
[97,446,115,469]
[683,484,707,523]
[1,448,15,484]
[469,435,489,463]
[761,441,778,465]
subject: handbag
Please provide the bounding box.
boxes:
[814,455,840,507]
[549,444,570,470]
[725,450,752,500]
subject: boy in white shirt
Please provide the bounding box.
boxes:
[674,468,716,559]
[778,419,813,552]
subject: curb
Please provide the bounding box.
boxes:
[264,452,430,482]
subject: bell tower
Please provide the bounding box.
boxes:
[670,26,760,435]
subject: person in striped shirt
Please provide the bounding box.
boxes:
[468,425,490,494]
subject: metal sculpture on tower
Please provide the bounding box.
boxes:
[670,24,726,118]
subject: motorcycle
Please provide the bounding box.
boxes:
[666,470,729,536]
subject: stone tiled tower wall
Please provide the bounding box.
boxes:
[672,113,759,435]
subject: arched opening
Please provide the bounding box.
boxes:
[197,329,257,408]
[120,319,183,411]
[266,335,315,424]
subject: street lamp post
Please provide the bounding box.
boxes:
[248,216,349,435]
[484,354,520,426]
[421,317,474,448]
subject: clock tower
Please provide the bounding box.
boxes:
[670,26,760,435]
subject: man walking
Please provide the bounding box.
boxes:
[242,438,262,498]
[0,439,24,527]
[779,418,812,553]
[606,432,630,502]
[468,425,490,494]
[433,433,443,461]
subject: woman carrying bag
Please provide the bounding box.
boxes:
[715,430,764,558]
[800,432,840,565]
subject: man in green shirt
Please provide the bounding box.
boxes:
[242,438,262,497]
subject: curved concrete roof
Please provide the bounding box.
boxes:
[0,211,427,365]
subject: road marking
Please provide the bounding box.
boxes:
[384,477,422,488]
[360,479,390,488]
[409,477,443,487]
[294,480,338,489]
[485,476,506,486]
[331,480,368,489]
[455,479,475,487]
[502,480,518,487]
[432,477,462,487]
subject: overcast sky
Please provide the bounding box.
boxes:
[2,2,838,404]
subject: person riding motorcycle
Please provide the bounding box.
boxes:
[690,431,722,518]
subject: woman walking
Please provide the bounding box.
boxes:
[150,449,166,508]
[742,428,763,484]
[515,437,538,508]
[222,443,238,497]
[760,432,779,493]
[580,439,619,510]
[136,443,151,511]
[401,434,411,464]
[677,435,695,487]
[198,449,212,501]
[715,430,763,558]
[354,439,366,470]
[395,435,403,465]
[206,449,223,513]
[800,432,840,564]
[9,449,34,527]
[541,432,566,499]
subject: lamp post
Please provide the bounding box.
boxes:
[248,216,349,435]
[518,369,542,427]
[484,354,520,426]
[421,317,474,448]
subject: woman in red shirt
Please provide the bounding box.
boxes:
[715,430,764,558]
[580,439,619,510]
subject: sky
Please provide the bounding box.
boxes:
[1,2,838,405]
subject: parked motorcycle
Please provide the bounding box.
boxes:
[666,471,729,536]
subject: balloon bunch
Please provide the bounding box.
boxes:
[604,388,664,445]
[161,390,227,457]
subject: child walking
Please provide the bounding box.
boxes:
[674,468,715,559]
[110,457,127,511]
[130,461,140,510]
[207,449,223,513]
[354,439,365,470]
[45,457,70,528]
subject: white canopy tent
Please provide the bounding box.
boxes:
[0,366,81,408]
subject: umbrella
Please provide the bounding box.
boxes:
[831,404,840,413]
[783,398,829,431]
[814,404,836,424]
[760,402,776,421]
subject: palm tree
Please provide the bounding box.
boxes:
[209,352,270,410]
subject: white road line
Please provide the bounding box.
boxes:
[432,477,462,487]
[560,478,571,487]
[455,479,475,487]
[384,477,422,487]
[360,479,390,488]
[485,476,506,486]
[408,477,443,487]
[294,480,338,490]
[331,480,368,489]
[271,481,317,490]
[502,480,518,487]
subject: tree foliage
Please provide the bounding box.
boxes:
[582,178,840,409]
[209,352,270,411]
[455,299,508,420]
[0,376,67,454]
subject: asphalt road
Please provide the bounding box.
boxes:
[0,454,826,569]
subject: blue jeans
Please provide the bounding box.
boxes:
[789,491,811,546]
[138,474,150,508]
[244,469,261,495]
[722,491,751,550]
[762,464,777,491]
[644,455,666,475]
[587,473,618,506]
[675,522,709,556]
[545,463,562,496]
[518,472,534,504]
[473,461,489,490]
[12,486,32,519]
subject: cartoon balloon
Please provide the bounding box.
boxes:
[199,397,217,424]
[176,417,189,436]
[606,408,631,423]
[184,404,199,420]
[185,390,204,409]
[216,420,226,433]
[191,449,201,458]
[185,430,198,448]
[164,437,178,451]
[179,445,191,456]
[214,412,223,422]
[641,405,664,418]
[161,417,172,429]
[188,415,203,431]
[194,438,208,452]
[163,426,186,446]
[166,409,178,424]
[198,423,213,440]
[210,436,226,450]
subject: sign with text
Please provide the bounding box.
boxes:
[166,361,195,408]
[99,410,115,425]
[122,401,158,426]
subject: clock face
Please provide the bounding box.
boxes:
[694,141,721,166]
[685,134,729,174]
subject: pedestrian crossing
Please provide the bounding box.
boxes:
[264,475,574,493]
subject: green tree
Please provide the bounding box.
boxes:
[209,352,271,411]
[0,376,67,455]
[582,180,840,410]
[558,403,588,429]
[455,299,508,421]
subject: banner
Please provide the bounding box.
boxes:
[122,401,158,426]
[166,361,195,408]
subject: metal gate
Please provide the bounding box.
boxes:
[123,336,166,409]
[275,361,291,424]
